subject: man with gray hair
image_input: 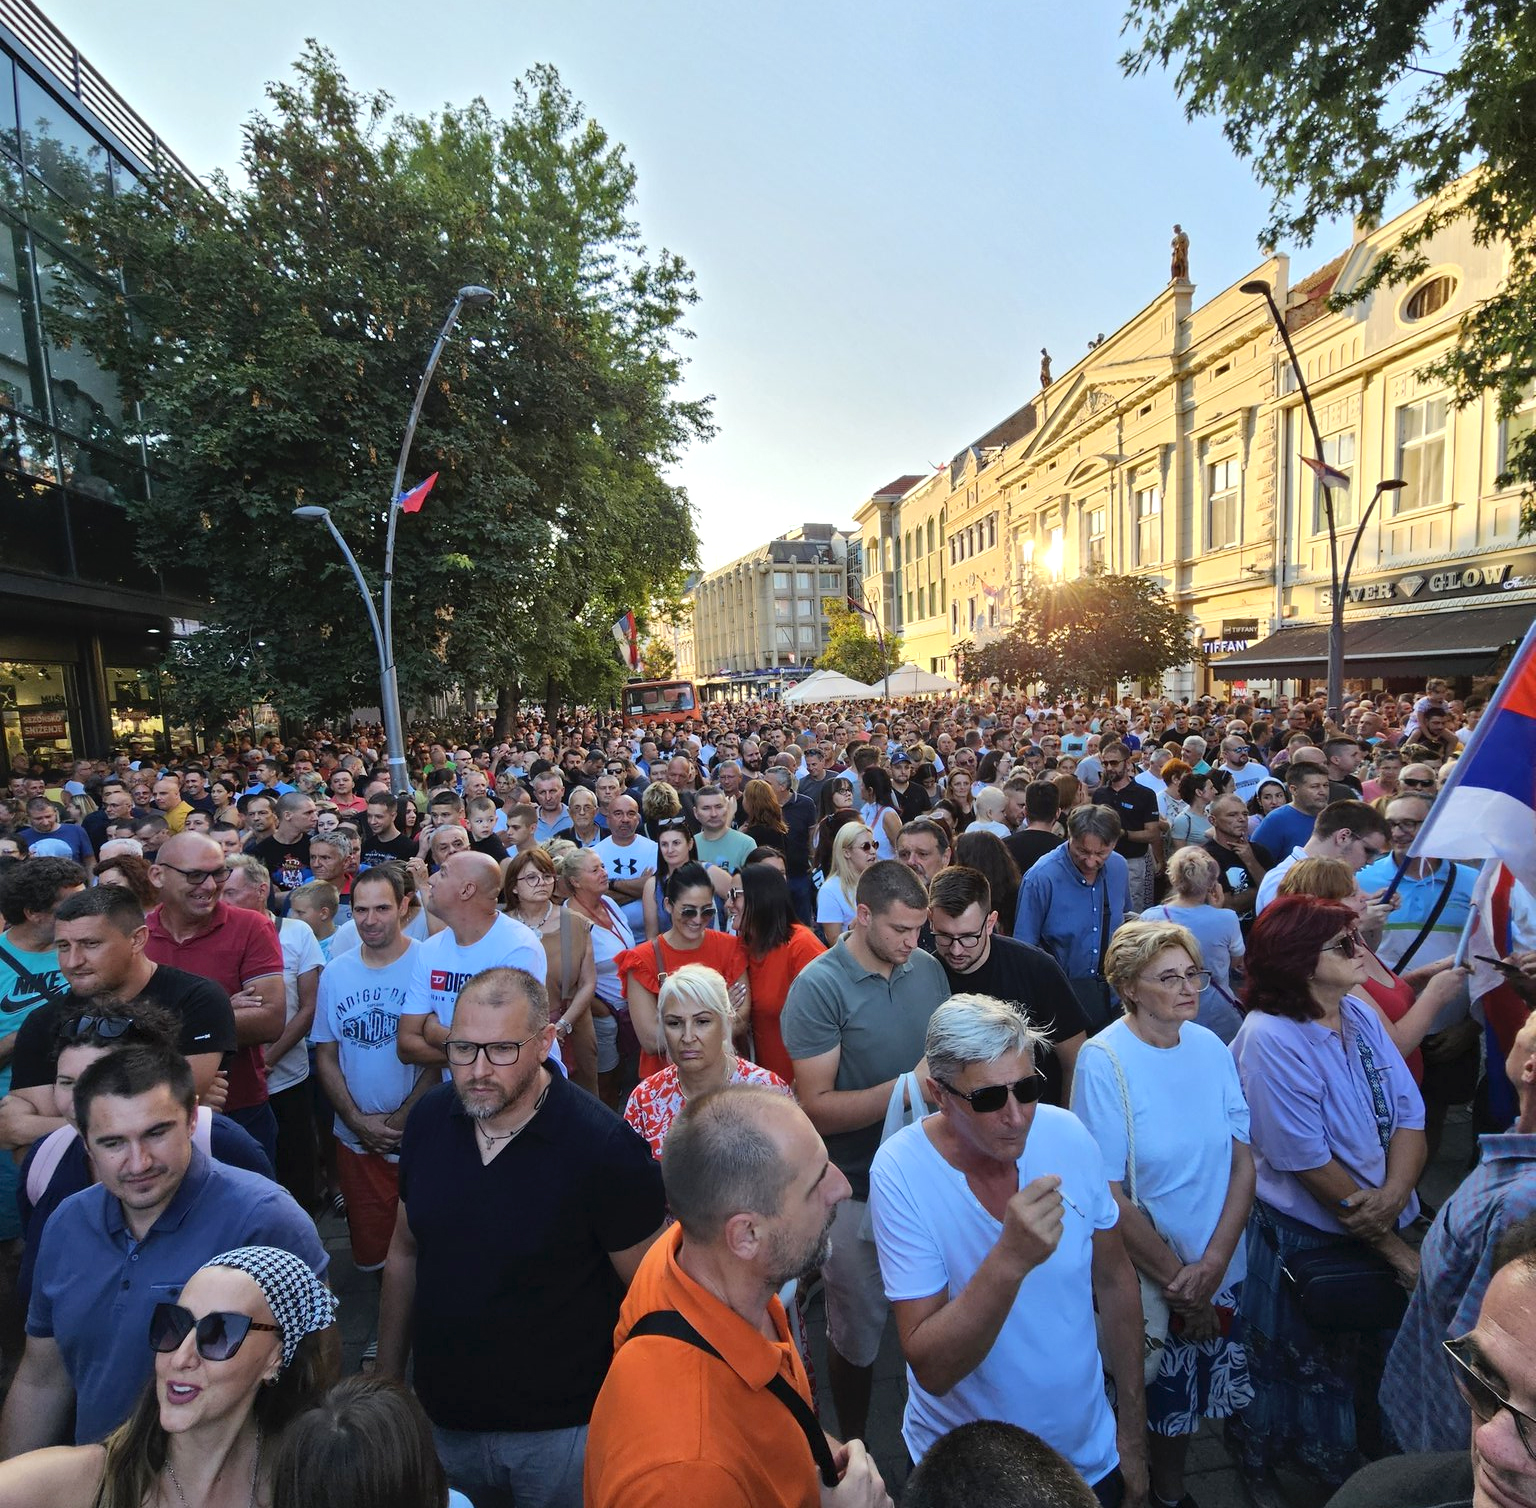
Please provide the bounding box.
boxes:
[1013,806,1129,1031]
[308,828,356,924]
[870,993,1149,1504]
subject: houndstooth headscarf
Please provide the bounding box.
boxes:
[205,1246,338,1369]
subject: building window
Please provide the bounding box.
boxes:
[893,535,903,572]
[774,597,790,620]
[987,513,997,550]
[1395,394,1448,512]
[928,582,938,617]
[820,571,839,589]
[1499,380,1536,479]
[926,518,935,554]
[1404,276,1457,322]
[967,596,977,633]
[904,531,913,567]
[794,570,811,590]
[987,598,998,627]
[866,539,878,572]
[1134,487,1160,565]
[1309,432,1356,532]
[1208,458,1240,549]
[951,601,959,633]
[907,590,915,621]
[1086,506,1106,565]
[1044,525,1064,579]
[772,570,790,590]
[795,596,813,618]
[797,625,815,647]
[949,536,957,565]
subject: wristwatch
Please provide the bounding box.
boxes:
[555,1019,572,1040]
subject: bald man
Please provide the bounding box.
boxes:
[396,851,548,1070]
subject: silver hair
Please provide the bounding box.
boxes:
[309,829,355,858]
[926,993,1048,1085]
[1066,803,1121,846]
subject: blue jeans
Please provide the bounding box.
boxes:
[432,1422,586,1508]
[787,873,815,926]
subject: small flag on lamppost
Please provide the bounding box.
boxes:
[611,611,640,671]
[398,472,438,514]
[1299,455,1350,489]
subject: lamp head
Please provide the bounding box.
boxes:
[292,506,330,520]
[1239,279,1272,296]
[1378,478,1408,493]
[457,285,495,308]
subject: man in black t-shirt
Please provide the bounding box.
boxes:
[927,865,1088,1102]
[5,887,237,1148]
[358,792,417,870]
[1005,778,1065,876]
[1200,794,1275,919]
[1091,741,1166,912]
[248,789,318,894]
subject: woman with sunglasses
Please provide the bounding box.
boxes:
[1227,894,1427,1499]
[1276,858,1467,1086]
[617,861,749,1082]
[816,821,880,947]
[1072,920,1255,1508]
[0,1245,336,1506]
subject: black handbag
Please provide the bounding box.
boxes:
[1278,1239,1408,1332]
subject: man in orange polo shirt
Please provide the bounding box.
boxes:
[585,1087,891,1508]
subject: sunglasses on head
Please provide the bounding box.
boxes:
[64,1014,137,1044]
[935,1072,1044,1113]
[149,1302,280,1361]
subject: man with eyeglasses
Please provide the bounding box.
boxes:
[1091,743,1166,914]
[1330,1213,1536,1508]
[1399,761,1441,798]
[1254,800,1393,916]
[869,993,1148,1506]
[397,851,546,1074]
[0,1039,326,1455]
[782,861,949,1445]
[928,866,1087,1105]
[378,965,663,1508]
[143,833,284,1161]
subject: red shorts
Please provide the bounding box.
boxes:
[335,1143,400,1271]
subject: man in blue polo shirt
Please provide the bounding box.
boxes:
[0,1042,325,1453]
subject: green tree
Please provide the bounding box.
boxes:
[1122,0,1536,528]
[49,47,709,728]
[818,604,900,685]
[639,636,676,680]
[958,570,1196,699]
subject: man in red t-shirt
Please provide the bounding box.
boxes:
[145,832,284,1162]
[328,768,368,817]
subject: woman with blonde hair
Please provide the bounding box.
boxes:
[1140,845,1244,1042]
[641,780,683,840]
[1073,921,1254,1508]
[1277,857,1465,1083]
[815,821,879,945]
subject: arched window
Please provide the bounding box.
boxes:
[1404,276,1456,321]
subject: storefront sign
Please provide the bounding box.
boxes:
[1222,618,1260,640]
[1318,552,1536,610]
[18,710,67,739]
[1203,638,1251,656]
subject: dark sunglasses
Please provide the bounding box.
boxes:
[1402,778,1435,789]
[1444,1335,1536,1461]
[149,1302,280,1361]
[1322,930,1364,959]
[675,904,713,920]
[935,1072,1044,1113]
[63,1015,137,1043]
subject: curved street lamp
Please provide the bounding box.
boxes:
[1242,279,1402,712]
[296,284,495,792]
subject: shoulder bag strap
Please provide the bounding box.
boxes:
[560,907,574,1003]
[1390,863,1458,974]
[651,935,668,989]
[0,941,68,1004]
[626,1310,839,1487]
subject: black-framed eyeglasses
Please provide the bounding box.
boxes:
[444,1034,539,1067]
[63,1015,137,1043]
[1322,930,1364,959]
[1388,817,1424,830]
[935,1071,1044,1113]
[158,862,229,888]
[1444,1334,1536,1461]
[149,1302,280,1361]
[933,927,986,951]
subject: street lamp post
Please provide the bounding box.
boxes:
[1240,278,1353,712]
[295,284,494,795]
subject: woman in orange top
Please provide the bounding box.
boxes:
[726,863,826,1084]
[618,861,749,1079]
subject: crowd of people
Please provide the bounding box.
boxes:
[0,676,1531,1507]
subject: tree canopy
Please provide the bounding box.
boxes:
[50,46,709,728]
[818,602,899,686]
[957,570,1196,700]
[1122,0,1536,526]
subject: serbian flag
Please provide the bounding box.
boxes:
[611,611,640,671]
[398,472,438,514]
[846,594,875,618]
[1299,454,1351,490]
[1458,861,1528,1124]
[1411,612,1536,897]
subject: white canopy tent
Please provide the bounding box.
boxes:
[781,670,879,704]
[870,661,962,697]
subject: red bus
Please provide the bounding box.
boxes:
[621,678,698,725]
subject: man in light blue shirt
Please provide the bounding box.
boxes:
[1013,805,1129,984]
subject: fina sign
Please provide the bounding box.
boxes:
[1317,553,1536,609]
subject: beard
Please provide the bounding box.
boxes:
[765,1207,837,1290]
[455,1079,514,1120]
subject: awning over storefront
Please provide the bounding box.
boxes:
[1210,602,1536,680]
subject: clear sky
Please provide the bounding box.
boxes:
[39,0,1354,571]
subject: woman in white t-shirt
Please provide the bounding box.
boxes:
[815,821,878,945]
[1072,919,1255,1508]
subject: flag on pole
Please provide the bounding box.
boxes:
[846,595,875,618]
[1410,613,1536,895]
[398,472,438,514]
[611,611,640,672]
[1299,455,1351,490]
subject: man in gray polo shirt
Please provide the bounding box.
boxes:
[782,859,949,1444]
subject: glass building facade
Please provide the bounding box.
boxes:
[0,0,202,773]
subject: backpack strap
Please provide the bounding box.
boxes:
[625,1309,838,1487]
